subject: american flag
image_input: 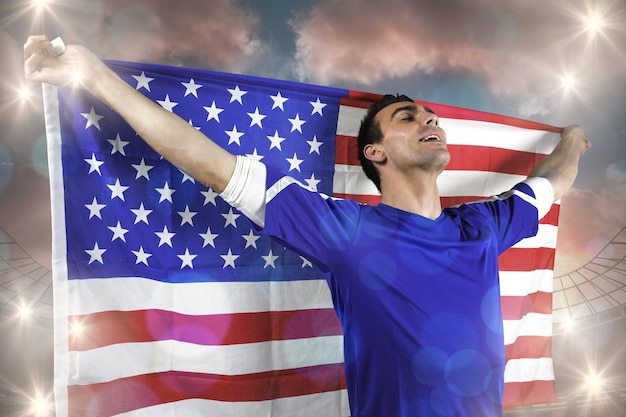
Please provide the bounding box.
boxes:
[43,60,561,417]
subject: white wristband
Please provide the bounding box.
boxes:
[48,37,66,57]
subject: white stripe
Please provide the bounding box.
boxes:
[333,165,527,198]
[69,336,344,385]
[503,313,552,345]
[511,224,558,249]
[337,105,560,155]
[114,391,351,417]
[499,270,553,297]
[504,358,555,383]
[69,278,333,316]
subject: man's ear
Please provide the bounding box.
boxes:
[363,143,386,163]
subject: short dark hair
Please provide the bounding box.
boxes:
[357,94,414,192]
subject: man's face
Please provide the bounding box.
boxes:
[373,102,450,173]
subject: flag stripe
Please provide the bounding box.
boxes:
[501,292,553,319]
[503,380,558,409]
[503,313,552,345]
[113,393,350,417]
[499,247,555,271]
[499,270,553,296]
[504,357,555,382]
[69,308,341,351]
[68,366,347,417]
[505,336,552,361]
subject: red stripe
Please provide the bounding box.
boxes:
[499,247,555,271]
[503,380,557,409]
[501,292,553,320]
[335,135,360,166]
[505,336,552,362]
[343,91,562,132]
[68,364,347,417]
[69,308,342,351]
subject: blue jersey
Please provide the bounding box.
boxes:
[222,156,553,417]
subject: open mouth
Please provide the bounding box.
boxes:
[419,133,441,142]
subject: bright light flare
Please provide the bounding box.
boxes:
[584,372,605,394]
[28,391,54,417]
[583,12,606,35]
[560,73,577,91]
[16,300,34,321]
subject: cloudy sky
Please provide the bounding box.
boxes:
[0,0,625,274]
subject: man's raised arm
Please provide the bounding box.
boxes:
[24,35,236,193]
[528,124,591,201]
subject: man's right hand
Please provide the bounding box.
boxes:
[24,35,108,91]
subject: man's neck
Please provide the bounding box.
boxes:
[379,173,442,220]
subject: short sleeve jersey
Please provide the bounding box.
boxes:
[221,156,554,417]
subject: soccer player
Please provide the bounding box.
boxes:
[24,35,590,417]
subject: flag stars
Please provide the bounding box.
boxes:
[108,221,129,242]
[220,249,239,269]
[156,182,176,203]
[262,249,279,269]
[242,229,261,249]
[267,131,286,151]
[178,205,197,226]
[199,226,219,248]
[107,178,129,201]
[178,248,197,269]
[270,92,288,110]
[305,173,321,191]
[228,85,247,104]
[288,113,306,133]
[85,242,106,264]
[310,98,327,116]
[182,78,202,97]
[307,135,323,155]
[157,94,178,112]
[246,149,264,162]
[85,197,106,219]
[107,133,130,156]
[204,101,224,122]
[201,188,218,206]
[286,153,303,172]
[247,107,266,128]
[132,71,154,91]
[225,125,245,146]
[84,153,104,175]
[132,246,152,266]
[300,256,313,268]
[131,203,153,225]
[132,158,154,180]
[222,208,240,228]
[81,107,104,130]
[155,225,176,247]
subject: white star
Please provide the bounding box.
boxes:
[179,169,195,183]
[85,197,106,219]
[85,242,106,264]
[178,248,197,269]
[107,178,129,201]
[225,125,245,146]
[203,101,224,122]
[247,107,266,128]
[310,98,327,116]
[132,158,154,180]
[267,131,286,151]
[155,225,176,247]
[132,71,154,91]
[228,85,247,104]
[131,202,153,225]
[107,133,130,156]
[288,113,306,133]
[300,256,313,268]
[307,135,323,155]
[305,173,321,191]
[222,207,240,228]
[178,205,197,226]
[286,153,303,172]
[108,221,129,242]
[199,226,219,248]
[182,78,202,97]
[156,182,176,203]
[246,148,264,162]
[262,249,279,269]
[157,94,178,112]
[270,92,288,110]
[132,246,152,266]
[242,229,261,249]
[84,153,104,175]
[220,248,239,269]
[201,188,218,206]
[188,119,201,130]
[81,107,104,130]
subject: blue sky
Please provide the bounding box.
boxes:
[0,0,625,272]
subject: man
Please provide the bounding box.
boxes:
[25,35,590,417]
